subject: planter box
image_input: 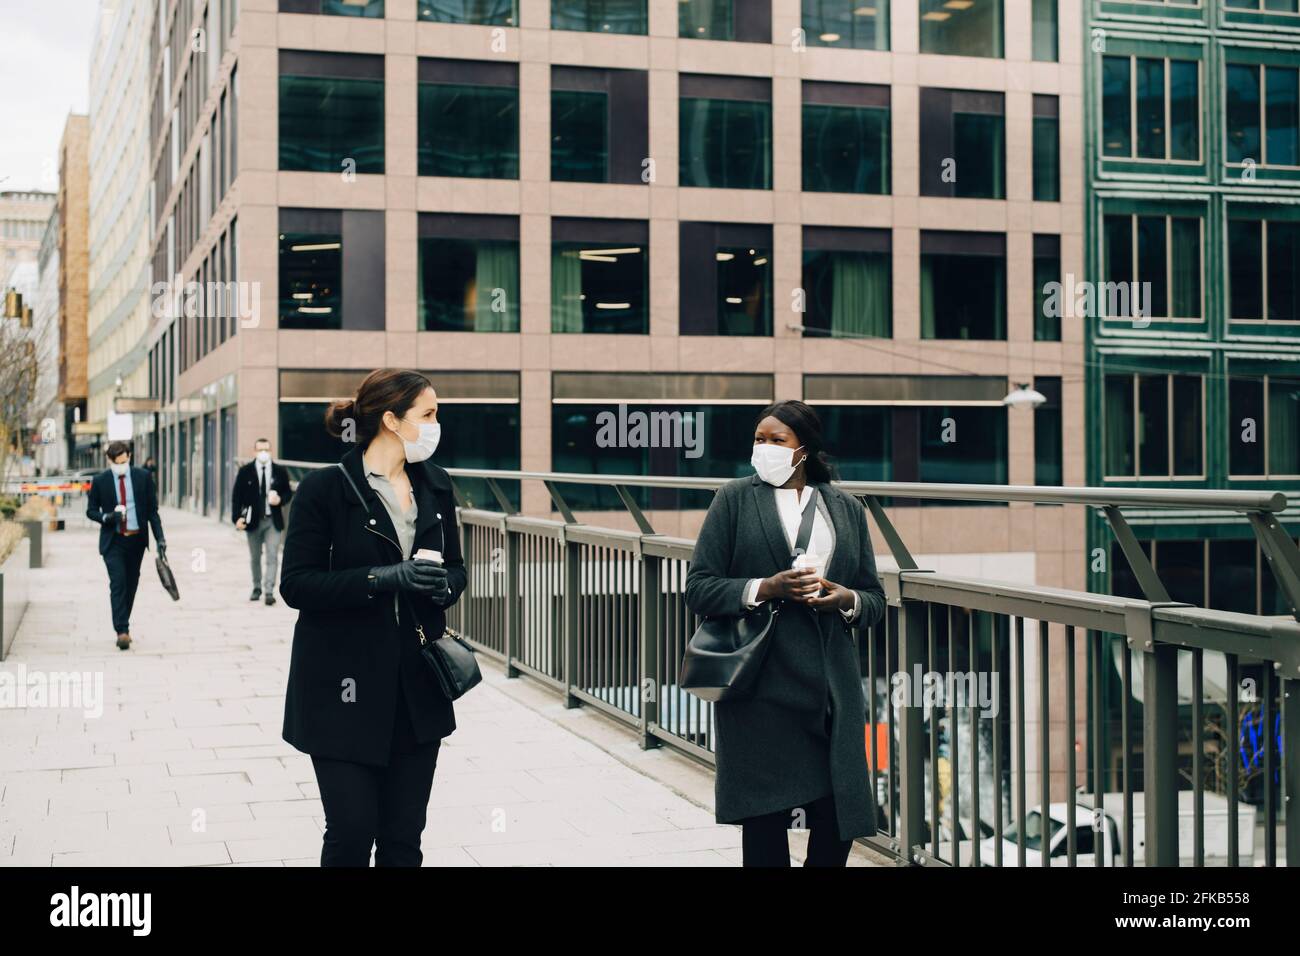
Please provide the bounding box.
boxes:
[0,538,31,662]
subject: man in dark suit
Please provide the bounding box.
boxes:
[86,440,167,650]
[231,437,294,605]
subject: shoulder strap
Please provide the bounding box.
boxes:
[335,462,372,515]
[791,486,819,558]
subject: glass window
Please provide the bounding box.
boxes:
[1034,235,1060,341]
[920,232,1005,339]
[919,406,1008,484]
[802,85,890,194]
[680,84,772,190]
[680,0,732,39]
[1228,219,1264,319]
[551,67,648,186]
[814,406,891,479]
[279,62,384,173]
[679,222,773,336]
[552,403,762,511]
[1169,60,1199,161]
[418,62,519,179]
[802,0,888,50]
[279,229,342,330]
[1229,376,1266,475]
[320,0,384,15]
[1267,221,1300,321]
[919,0,1002,59]
[1106,373,1202,478]
[1103,213,1202,321]
[1031,0,1056,63]
[1266,66,1300,167]
[1034,377,1062,486]
[1103,56,1200,162]
[1104,375,1134,477]
[801,227,891,338]
[1268,376,1300,475]
[552,89,608,182]
[552,0,646,34]
[417,0,516,24]
[1033,97,1059,202]
[921,89,1004,199]
[1226,64,1261,165]
[552,220,649,334]
[1101,56,1131,157]
[418,215,519,332]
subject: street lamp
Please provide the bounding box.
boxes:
[1003,382,1046,409]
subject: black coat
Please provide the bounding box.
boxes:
[279,446,468,766]
[86,466,165,555]
[685,474,886,841]
[231,460,294,532]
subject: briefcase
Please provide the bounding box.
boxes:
[156,554,180,601]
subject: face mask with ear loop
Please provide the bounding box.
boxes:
[393,416,442,463]
[751,443,806,486]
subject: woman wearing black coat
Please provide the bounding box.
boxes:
[685,400,886,866]
[280,368,467,866]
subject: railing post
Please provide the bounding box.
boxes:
[638,548,661,750]
[898,596,928,866]
[563,536,581,708]
[1132,606,1179,866]
[504,523,520,679]
[1284,676,1300,868]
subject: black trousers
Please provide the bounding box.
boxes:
[102,533,148,635]
[739,792,853,867]
[310,688,441,867]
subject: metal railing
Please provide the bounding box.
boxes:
[277,459,1300,867]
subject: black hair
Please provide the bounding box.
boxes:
[753,400,836,483]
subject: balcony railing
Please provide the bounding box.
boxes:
[277,460,1300,867]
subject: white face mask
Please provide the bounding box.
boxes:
[395,418,441,463]
[751,442,806,487]
[110,461,129,477]
[255,450,271,464]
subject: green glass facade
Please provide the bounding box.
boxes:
[1085,0,1300,600]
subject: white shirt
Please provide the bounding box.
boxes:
[743,485,861,622]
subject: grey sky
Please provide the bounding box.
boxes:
[0,0,101,192]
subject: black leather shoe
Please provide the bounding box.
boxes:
[116,633,131,651]
[250,588,261,601]
[264,592,276,606]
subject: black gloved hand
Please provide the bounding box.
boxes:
[368,559,444,596]
[425,564,451,605]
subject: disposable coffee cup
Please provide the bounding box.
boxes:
[414,548,443,564]
[791,552,825,579]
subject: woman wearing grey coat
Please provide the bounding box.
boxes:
[685,400,886,866]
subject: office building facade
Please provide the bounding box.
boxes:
[146,0,1085,586]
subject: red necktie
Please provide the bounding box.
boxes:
[118,474,128,532]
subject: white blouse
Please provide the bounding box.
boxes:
[742,485,861,621]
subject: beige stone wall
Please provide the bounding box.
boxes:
[58,114,90,404]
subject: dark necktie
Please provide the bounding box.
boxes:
[118,474,128,532]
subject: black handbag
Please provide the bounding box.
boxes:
[411,610,482,701]
[155,552,180,601]
[334,463,482,701]
[680,486,820,702]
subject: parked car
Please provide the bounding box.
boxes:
[977,802,1120,866]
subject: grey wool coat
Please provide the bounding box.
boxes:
[684,473,887,841]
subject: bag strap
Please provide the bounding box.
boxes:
[791,486,819,559]
[335,462,372,515]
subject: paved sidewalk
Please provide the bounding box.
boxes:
[0,507,745,866]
